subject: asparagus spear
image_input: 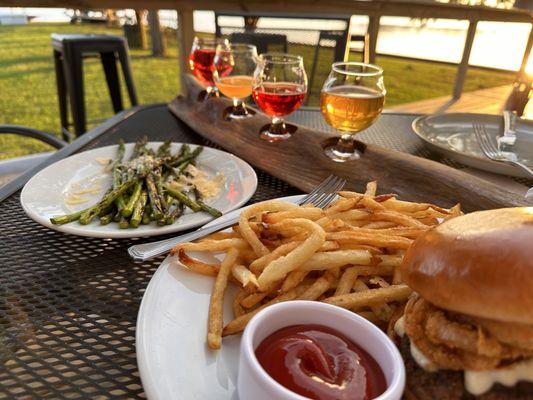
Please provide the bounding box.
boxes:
[76,179,136,225]
[118,215,130,229]
[50,209,86,225]
[156,140,172,158]
[165,201,184,225]
[146,173,164,220]
[197,200,223,218]
[131,136,148,159]
[141,203,152,225]
[177,146,203,172]
[121,180,143,217]
[99,210,115,225]
[113,140,127,212]
[130,191,148,228]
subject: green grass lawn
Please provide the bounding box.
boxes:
[0,23,515,160]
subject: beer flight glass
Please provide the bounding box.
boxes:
[188,36,229,99]
[252,54,307,142]
[213,43,258,120]
[321,62,386,162]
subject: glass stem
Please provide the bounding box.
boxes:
[335,133,356,155]
[270,117,286,135]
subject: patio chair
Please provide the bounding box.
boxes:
[52,34,138,140]
[0,125,66,187]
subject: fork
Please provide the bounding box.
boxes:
[128,175,347,261]
[473,123,533,200]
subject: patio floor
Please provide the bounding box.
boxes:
[388,84,515,115]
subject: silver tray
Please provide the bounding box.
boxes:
[412,113,533,178]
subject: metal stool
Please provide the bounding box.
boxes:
[52,34,138,139]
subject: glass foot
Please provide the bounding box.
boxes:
[259,121,297,142]
[197,86,219,101]
[223,106,256,121]
[323,144,361,162]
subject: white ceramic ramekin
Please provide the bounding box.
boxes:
[237,301,405,400]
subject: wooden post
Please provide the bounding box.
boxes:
[367,15,380,64]
[148,10,166,57]
[135,10,148,49]
[453,20,477,100]
[177,9,195,94]
[517,25,533,82]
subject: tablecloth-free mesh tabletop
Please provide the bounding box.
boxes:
[0,105,527,399]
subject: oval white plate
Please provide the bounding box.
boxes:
[21,142,257,238]
[136,195,303,400]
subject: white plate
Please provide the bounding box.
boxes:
[412,113,533,178]
[21,142,257,238]
[136,195,303,400]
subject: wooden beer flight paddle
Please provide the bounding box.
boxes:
[169,74,527,211]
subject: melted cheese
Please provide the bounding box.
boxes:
[465,359,533,395]
[65,194,90,205]
[171,165,224,199]
[95,157,112,165]
[394,316,439,372]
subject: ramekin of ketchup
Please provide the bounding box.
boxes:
[237,301,405,400]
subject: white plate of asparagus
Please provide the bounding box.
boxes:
[20,139,258,238]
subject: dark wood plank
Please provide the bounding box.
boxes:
[169,74,528,211]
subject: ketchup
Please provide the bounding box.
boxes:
[255,324,387,400]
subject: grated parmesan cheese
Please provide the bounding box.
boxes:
[170,164,224,199]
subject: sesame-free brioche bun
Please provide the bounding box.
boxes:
[401,207,533,324]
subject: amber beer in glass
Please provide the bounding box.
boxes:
[213,43,258,119]
[321,62,385,161]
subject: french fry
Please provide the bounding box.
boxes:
[323,284,412,309]
[173,181,459,348]
[233,288,250,317]
[335,267,360,296]
[177,249,220,277]
[262,207,323,224]
[239,200,298,257]
[376,254,404,267]
[223,284,311,336]
[299,250,372,271]
[365,181,378,196]
[231,264,258,288]
[207,248,239,350]
[249,241,300,274]
[281,270,309,293]
[298,271,337,300]
[257,219,325,290]
[327,231,413,250]
[325,197,361,215]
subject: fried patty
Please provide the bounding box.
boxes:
[399,336,533,400]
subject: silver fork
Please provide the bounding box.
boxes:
[473,123,533,200]
[128,175,346,261]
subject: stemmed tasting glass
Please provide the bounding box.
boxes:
[188,36,229,100]
[252,54,307,142]
[321,62,385,162]
[213,43,258,120]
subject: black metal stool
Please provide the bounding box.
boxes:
[52,34,138,139]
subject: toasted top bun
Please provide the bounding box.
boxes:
[401,207,533,325]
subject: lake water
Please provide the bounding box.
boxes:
[2,7,531,72]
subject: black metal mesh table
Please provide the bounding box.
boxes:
[0,104,529,399]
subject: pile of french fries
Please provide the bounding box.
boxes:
[171,181,462,350]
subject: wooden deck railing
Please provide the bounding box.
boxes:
[3,0,533,100]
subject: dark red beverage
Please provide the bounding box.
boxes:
[252,83,306,117]
[189,48,216,86]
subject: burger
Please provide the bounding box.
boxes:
[395,207,533,399]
